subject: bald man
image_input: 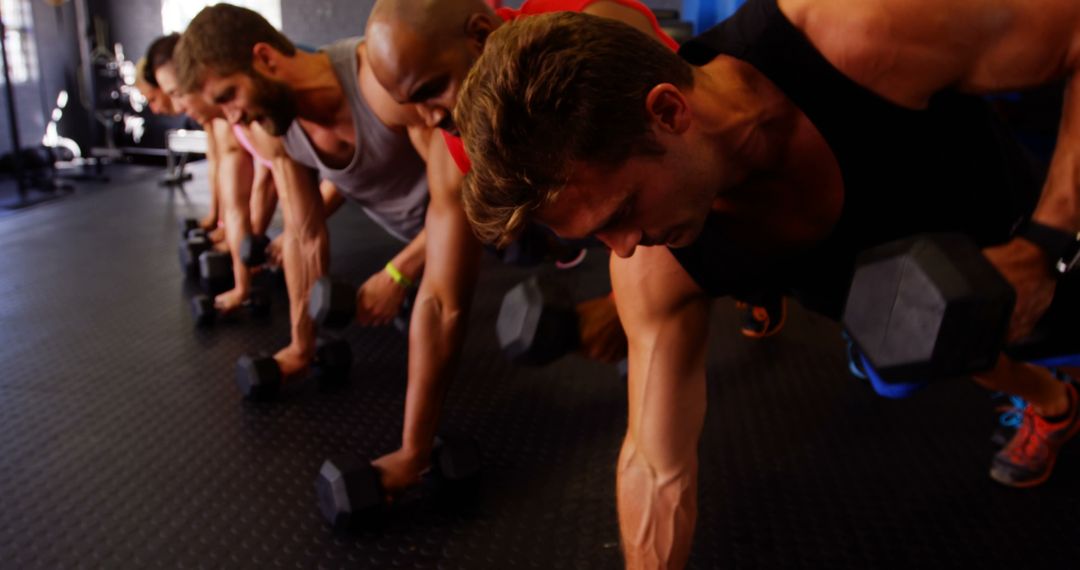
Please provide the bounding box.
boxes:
[365,0,788,342]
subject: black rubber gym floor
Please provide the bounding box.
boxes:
[0,163,1077,569]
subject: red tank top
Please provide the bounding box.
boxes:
[444,0,678,173]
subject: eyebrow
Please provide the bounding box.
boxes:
[585,191,634,237]
[408,75,447,103]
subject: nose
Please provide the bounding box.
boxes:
[597,229,642,259]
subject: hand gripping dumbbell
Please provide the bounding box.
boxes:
[843,232,1079,396]
[240,233,272,267]
[315,435,481,530]
[190,288,271,327]
[308,276,414,334]
[234,337,353,401]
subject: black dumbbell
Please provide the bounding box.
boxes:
[198,251,235,295]
[496,276,580,366]
[240,234,271,267]
[308,276,414,334]
[235,337,353,401]
[180,218,199,240]
[843,232,1077,385]
[190,289,271,327]
[315,435,481,530]
[178,234,212,279]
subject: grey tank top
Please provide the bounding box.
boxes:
[283,37,428,242]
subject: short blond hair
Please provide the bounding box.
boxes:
[456,12,692,246]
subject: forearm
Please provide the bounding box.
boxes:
[205,132,221,223]
[274,159,329,357]
[1033,73,1080,232]
[250,164,278,236]
[618,434,699,570]
[611,250,710,570]
[218,148,255,294]
[400,276,473,454]
[618,337,707,569]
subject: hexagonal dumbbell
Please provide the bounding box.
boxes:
[842,233,1016,383]
[308,276,414,334]
[198,251,234,295]
[190,289,271,328]
[180,218,199,240]
[235,337,353,401]
[240,234,271,267]
[496,276,580,366]
[178,234,212,279]
[315,436,481,530]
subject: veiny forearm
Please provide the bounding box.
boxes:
[250,164,278,236]
[611,249,710,570]
[273,159,329,359]
[217,145,255,295]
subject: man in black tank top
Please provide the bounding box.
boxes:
[455,0,1080,565]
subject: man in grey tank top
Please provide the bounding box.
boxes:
[176,4,481,500]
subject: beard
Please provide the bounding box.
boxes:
[249,73,298,136]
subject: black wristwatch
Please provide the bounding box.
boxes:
[1016,220,1080,276]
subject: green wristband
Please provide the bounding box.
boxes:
[384,261,413,288]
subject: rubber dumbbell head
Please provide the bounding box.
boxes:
[180,218,199,240]
[496,276,580,366]
[190,294,216,327]
[240,234,271,267]
[199,251,234,295]
[842,233,1015,382]
[308,277,357,329]
[178,235,211,279]
[235,354,282,401]
[315,454,385,530]
[310,337,353,386]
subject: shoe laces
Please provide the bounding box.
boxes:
[998,396,1028,428]
[1004,407,1052,465]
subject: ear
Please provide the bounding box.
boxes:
[644,83,691,135]
[464,13,499,52]
[251,42,284,77]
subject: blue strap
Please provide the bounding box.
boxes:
[859,353,928,399]
[1030,353,1080,369]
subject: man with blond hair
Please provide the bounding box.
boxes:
[456,1,1080,566]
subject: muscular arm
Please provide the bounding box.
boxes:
[203,125,221,228]
[210,119,256,298]
[611,246,710,570]
[784,0,1080,336]
[250,163,278,237]
[400,129,480,457]
[251,123,329,362]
